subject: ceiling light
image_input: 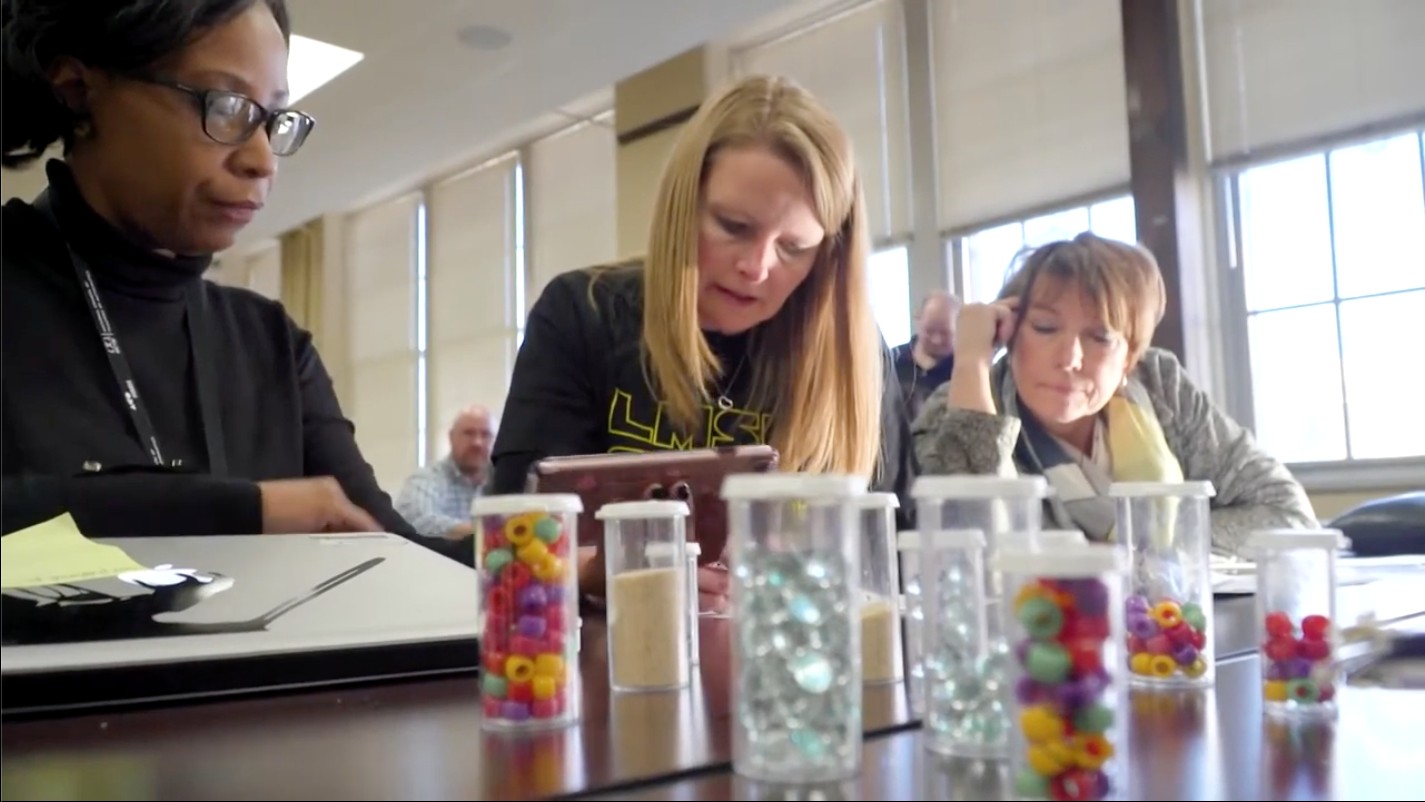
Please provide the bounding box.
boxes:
[287,34,364,104]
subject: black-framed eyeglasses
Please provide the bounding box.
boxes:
[136,77,316,157]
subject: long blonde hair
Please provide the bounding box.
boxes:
[639,74,884,479]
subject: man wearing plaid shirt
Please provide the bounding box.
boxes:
[395,405,495,540]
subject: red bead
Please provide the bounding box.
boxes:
[486,586,513,618]
[1145,634,1172,655]
[1298,638,1330,661]
[1064,614,1110,642]
[531,699,560,719]
[1301,614,1330,641]
[1317,683,1335,702]
[1127,635,1147,654]
[508,681,533,703]
[483,697,502,717]
[1067,638,1103,675]
[1264,637,1297,662]
[503,562,534,591]
[1165,623,1194,645]
[483,649,508,674]
[545,605,565,630]
[1188,629,1207,650]
[1050,768,1099,801]
[510,636,542,656]
[1265,611,1294,639]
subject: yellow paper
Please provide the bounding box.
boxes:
[0,513,147,589]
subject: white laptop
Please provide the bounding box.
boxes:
[1,532,481,716]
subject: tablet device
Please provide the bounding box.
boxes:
[526,445,779,563]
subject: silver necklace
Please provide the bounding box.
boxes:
[715,356,749,411]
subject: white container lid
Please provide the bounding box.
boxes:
[993,542,1126,577]
[721,473,867,501]
[930,528,987,550]
[686,542,703,557]
[595,500,690,520]
[1001,529,1089,547]
[1247,528,1350,551]
[896,529,921,551]
[911,475,1049,500]
[473,493,583,516]
[1107,481,1216,499]
[855,491,901,510]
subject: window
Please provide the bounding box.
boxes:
[869,245,912,347]
[1229,131,1425,464]
[955,195,1138,303]
[415,199,429,467]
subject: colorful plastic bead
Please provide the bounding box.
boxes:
[534,653,566,680]
[1021,705,1068,742]
[1301,614,1330,641]
[482,674,508,699]
[1020,596,1066,639]
[532,555,565,583]
[1125,594,1210,683]
[484,547,513,576]
[517,539,550,567]
[1259,611,1335,708]
[533,516,562,545]
[1263,680,1288,702]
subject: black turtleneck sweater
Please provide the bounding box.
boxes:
[1,161,466,562]
[491,266,916,529]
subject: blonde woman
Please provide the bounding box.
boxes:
[912,234,1315,554]
[491,75,916,603]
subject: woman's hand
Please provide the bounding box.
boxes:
[258,477,382,534]
[954,298,1020,364]
[697,563,731,614]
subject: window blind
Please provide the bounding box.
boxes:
[526,114,618,308]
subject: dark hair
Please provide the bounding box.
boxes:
[2,0,291,169]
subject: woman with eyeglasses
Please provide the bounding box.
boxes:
[0,0,454,557]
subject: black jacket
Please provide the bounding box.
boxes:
[491,266,917,529]
[1,160,469,565]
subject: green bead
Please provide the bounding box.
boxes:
[1073,702,1114,733]
[1181,601,1208,632]
[1026,642,1071,684]
[1286,678,1319,703]
[533,516,562,544]
[1018,596,1064,640]
[482,674,508,699]
[1015,769,1050,798]
[484,547,513,575]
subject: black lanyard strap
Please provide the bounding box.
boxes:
[36,194,228,476]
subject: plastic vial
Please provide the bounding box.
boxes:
[596,500,691,693]
[858,492,904,685]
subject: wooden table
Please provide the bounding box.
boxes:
[2,576,1420,801]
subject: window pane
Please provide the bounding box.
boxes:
[964,221,1025,303]
[1024,207,1090,248]
[1239,155,1335,312]
[1339,290,1425,459]
[1247,304,1347,463]
[1329,133,1425,299]
[868,246,912,347]
[1088,196,1138,245]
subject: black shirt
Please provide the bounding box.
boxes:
[891,338,954,423]
[1,160,467,564]
[491,266,917,528]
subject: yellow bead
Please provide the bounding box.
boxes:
[1264,680,1289,702]
[532,554,565,582]
[1026,740,1072,776]
[1150,600,1184,629]
[1071,733,1114,770]
[1184,658,1208,678]
[1013,584,1052,615]
[1020,705,1065,743]
[517,539,550,567]
[1149,654,1178,678]
[504,513,539,547]
[534,654,566,680]
[1130,652,1155,675]
[532,675,557,701]
[504,655,535,683]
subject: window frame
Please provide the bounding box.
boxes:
[1212,127,1425,492]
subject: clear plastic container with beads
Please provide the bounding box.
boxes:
[596,500,691,693]
[1109,481,1216,689]
[897,529,925,716]
[857,492,904,685]
[1248,528,1347,719]
[722,472,868,783]
[686,541,702,667]
[997,543,1128,801]
[921,528,1006,757]
[474,493,584,731]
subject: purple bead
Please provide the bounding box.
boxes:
[1015,677,1049,705]
[518,585,548,611]
[1069,579,1109,616]
[544,583,565,604]
[1128,611,1158,640]
[516,615,548,638]
[1014,639,1032,665]
[1093,770,1112,798]
[1172,642,1199,666]
[1126,594,1151,615]
[500,701,530,721]
[1052,678,1091,710]
[1080,667,1110,698]
[1286,657,1313,679]
[1266,661,1288,681]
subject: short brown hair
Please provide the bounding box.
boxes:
[999,233,1166,366]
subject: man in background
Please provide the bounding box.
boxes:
[395,405,495,540]
[892,291,961,421]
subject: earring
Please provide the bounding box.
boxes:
[73,118,93,138]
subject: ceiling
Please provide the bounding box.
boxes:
[0,0,824,252]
